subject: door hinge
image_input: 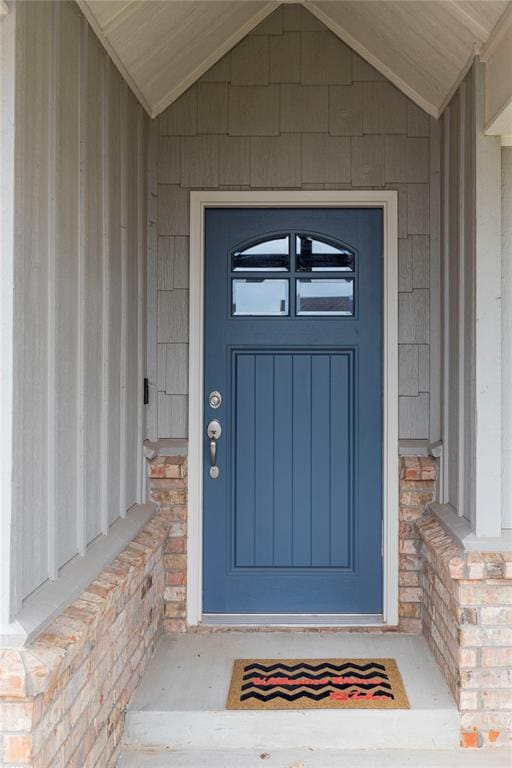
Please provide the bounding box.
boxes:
[143,377,149,405]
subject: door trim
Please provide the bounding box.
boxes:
[188,191,399,626]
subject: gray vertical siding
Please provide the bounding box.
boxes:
[439,64,477,520]
[12,1,148,606]
[153,5,438,440]
[502,147,512,529]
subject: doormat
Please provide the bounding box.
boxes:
[226,658,410,710]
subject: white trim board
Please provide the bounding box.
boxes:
[0,1,15,625]
[431,503,512,552]
[202,614,385,628]
[188,191,399,628]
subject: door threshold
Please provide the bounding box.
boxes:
[201,613,385,628]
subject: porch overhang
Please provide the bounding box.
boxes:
[77,0,511,120]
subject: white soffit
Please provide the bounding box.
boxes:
[77,0,277,117]
[77,0,512,119]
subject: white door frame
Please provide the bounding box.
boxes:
[188,191,399,626]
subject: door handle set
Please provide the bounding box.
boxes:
[207,390,222,478]
[207,419,222,479]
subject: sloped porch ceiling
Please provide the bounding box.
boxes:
[77,0,511,119]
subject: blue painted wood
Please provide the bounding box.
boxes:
[254,355,275,567]
[203,209,383,613]
[330,353,351,568]
[234,354,255,567]
[273,355,293,567]
[292,354,312,567]
[311,354,332,567]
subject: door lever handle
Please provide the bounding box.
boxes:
[210,437,217,469]
[207,420,222,479]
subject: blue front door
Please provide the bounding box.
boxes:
[203,208,383,614]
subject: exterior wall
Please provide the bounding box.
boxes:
[418,514,512,748]
[439,60,503,534]
[399,457,437,632]
[0,508,170,768]
[399,456,512,747]
[502,147,512,529]
[0,0,16,629]
[148,456,188,633]
[10,1,148,613]
[483,13,512,133]
[439,64,477,521]
[151,5,439,442]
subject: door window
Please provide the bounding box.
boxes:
[232,236,289,271]
[232,278,289,316]
[296,278,354,316]
[296,235,355,272]
[230,233,356,317]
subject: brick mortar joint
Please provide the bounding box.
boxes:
[148,455,188,480]
[0,509,171,704]
[399,455,437,482]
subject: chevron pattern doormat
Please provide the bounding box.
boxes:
[226,658,410,709]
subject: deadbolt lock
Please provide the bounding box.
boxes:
[209,390,222,409]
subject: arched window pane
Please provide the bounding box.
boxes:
[296,235,355,272]
[232,236,289,271]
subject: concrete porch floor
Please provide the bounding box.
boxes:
[117,747,512,767]
[120,630,471,758]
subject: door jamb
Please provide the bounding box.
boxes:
[188,191,399,626]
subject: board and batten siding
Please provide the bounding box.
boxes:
[150,5,440,442]
[438,60,503,531]
[439,65,476,522]
[503,146,512,530]
[12,1,148,609]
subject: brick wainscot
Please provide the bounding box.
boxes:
[147,455,188,634]
[418,515,512,748]
[0,510,171,768]
[1,451,511,762]
[402,457,512,748]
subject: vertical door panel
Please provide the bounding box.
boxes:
[233,351,354,571]
[273,355,293,567]
[234,355,256,567]
[254,355,275,567]
[292,355,312,567]
[330,353,352,567]
[311,355,333,567]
